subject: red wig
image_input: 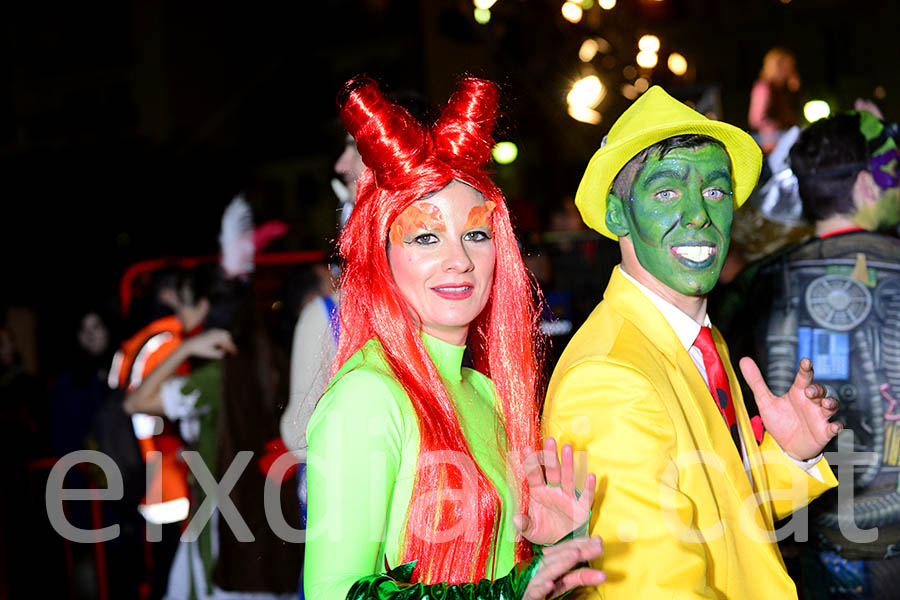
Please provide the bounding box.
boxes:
[334,76,543,583]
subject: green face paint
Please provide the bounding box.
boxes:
[855,186,900,231]
[624,144,734,295]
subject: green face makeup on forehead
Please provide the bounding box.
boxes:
[619,144,734,295]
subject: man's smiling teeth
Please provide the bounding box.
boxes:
[672,245,715,262]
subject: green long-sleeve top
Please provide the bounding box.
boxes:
[304,333,519,600]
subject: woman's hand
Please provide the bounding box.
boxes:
[523,537,605,599]
[514,438,596,546]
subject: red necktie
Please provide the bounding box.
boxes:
[693,326,742,455]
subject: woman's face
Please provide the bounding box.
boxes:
[78,312,109,357]
[387,180,496,346]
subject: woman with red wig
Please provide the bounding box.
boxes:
[303,76,605,600]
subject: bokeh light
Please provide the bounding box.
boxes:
[598,0,616,9]
[622,65,637,79]
[634,77,649,93]
[803,100,831,123]
[568,105,601,124]
[621,84,637,100]
[492,141,518,164]
[638,35,660,53]
[474,7,491,24]
[667,52,688,76]
[636,50,658,69]
[579,39,600,62]
[473,0,497,8]
[562,1,583,22]
[567,75,605,109]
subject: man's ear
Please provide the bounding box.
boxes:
[605,193,631,237]
[852,170,879,211]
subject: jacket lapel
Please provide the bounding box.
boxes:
[606,268,758,503]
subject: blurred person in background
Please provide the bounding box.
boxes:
[52,304,119,456]
[108,264,216,600]
[125,196,303,600]
[714,109,900,599]
[749,47,802,155]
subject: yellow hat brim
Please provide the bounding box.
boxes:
[575,91,763,240]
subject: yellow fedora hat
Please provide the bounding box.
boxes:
[575,86,763,240]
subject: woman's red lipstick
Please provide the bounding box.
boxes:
[431,284,475,300]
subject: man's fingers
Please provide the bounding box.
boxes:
[829,421,844,436]
[804,383,826,399]
[792,357,815,390]
[739,356,773,405]
[816,395,840,416]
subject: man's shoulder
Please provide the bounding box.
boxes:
[788,230,900,262]
[552,298,657,378]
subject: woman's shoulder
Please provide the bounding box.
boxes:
[310,339,410,429]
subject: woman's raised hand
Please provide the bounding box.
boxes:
[514,438,596,546]
[522,537,605,599]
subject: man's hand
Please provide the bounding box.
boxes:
[740,356,842,461]
[514,438,596,546]
[185,328,237,359]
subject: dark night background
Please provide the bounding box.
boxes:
[3,0,899,374]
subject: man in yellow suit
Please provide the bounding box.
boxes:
[543,86,844,599]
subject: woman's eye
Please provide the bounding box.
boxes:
[464,229,491,242]
[413,233,439,245]
[655,189,677,201]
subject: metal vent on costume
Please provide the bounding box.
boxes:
[804,275,872,331]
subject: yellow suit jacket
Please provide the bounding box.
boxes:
[543,267,837,599]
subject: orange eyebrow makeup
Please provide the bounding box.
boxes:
[389,202,446,245]
[463,200,496,231]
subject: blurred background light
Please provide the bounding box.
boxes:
[636,50,658,69]
[622,65,637,79]
[473,0,498,8]
[875,85,887,100]
[638,34,660,53]
[492,141,519,164]
[667,52,688,76]
[568,105,602,124]
[581,0,595,9]
[621,83,638,100]
[803,99,831,123]
[567,75,606,109]
[598,0,616,9]
[474,7,491,24]
[562,1,583,23]
[634,77,649,93]
[579,39,600,62]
